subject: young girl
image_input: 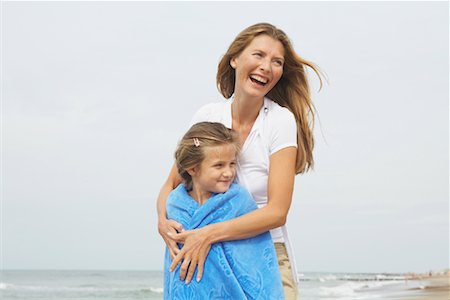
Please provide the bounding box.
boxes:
[163,122,284,299]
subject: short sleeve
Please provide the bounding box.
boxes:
[190,103,212,126]
[269,108,298,155]
[189,102,223,126]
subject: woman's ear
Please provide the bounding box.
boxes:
[230,57,237,69]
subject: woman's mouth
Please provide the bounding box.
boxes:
[249,74,268,87]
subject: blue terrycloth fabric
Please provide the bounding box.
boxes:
[163,183,284,300]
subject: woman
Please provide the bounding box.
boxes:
[157,22,322,299]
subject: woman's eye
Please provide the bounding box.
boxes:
[274,60,283,66]
[253,53,262,57]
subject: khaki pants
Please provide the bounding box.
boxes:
[275,243,299,300]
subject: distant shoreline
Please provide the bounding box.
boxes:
[403,275,450,300]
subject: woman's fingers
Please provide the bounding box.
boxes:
[167,231,187,244]
[173,245,181,255]
[184,256,199,284]
[167,219,184,233]
[167,239,180,259]
[179,256,192,281]
[158,218,181,238]
[158,218,184,259]
[165,233,181,259]
[196,245,211,282]
[167,244,176,259]
[168,227,214,284]
[170,249,184,272]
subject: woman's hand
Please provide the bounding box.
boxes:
[158,218,184,259]
[167,227,213,284]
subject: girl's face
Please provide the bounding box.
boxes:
[189,143,237,196]
[230,35,285,100]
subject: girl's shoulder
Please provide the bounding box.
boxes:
[226,183,257,209]
[228,182,249,197]
[167,184,188,202]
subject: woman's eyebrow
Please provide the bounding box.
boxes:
[252,49,284,61]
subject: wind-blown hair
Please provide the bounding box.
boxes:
[217,23,324,174]
[175,122,240,191]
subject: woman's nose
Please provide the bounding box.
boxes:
[259,59,271,72]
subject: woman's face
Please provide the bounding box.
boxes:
[231,35,284,100]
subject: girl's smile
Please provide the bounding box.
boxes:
[188,144,237,205]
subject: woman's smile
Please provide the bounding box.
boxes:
[231,35,284,99]
[249,73,269,87]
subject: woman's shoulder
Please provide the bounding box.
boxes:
[191,100,229,124]
[196,99,229,113]
[266,98,295,120]
[265,98,296,128]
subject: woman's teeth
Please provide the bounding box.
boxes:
[250,75,268,85]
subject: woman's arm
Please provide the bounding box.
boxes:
[168,147,297,283]
[157,163,183,259]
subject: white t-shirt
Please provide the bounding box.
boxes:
[190,97,298,242]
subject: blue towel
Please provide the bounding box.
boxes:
[164,183,284,299]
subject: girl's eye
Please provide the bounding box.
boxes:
[214,164,223,168]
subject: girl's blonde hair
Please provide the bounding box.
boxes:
[175,122,240,191]
[217,22,324,174]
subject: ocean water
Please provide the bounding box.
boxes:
[0,270,419,299]
[298,272,416,300]
[0,270,163,300]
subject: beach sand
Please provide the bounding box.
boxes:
[401,274,450,300]
[363,272,450,300]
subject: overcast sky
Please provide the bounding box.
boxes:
[2,1,448,273]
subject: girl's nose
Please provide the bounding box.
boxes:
[223,168,233,178]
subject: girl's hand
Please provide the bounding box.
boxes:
[167,227,212,284]
[158,218,184,259]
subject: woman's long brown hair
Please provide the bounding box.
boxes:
[217,23,324,174]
